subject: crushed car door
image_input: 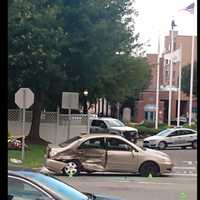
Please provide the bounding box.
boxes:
[77,137,106,171]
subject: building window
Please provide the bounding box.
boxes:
[144,111,155,122]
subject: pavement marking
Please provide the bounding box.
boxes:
[182,161,194,165]
[173,166,196,169]
[138,181,173,185]
[169,173,197,177]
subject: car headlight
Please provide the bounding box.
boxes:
[149,140,156,143]
[160,157,171,162]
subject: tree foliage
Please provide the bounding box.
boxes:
[181,63,197,97]
[8,0,150,141]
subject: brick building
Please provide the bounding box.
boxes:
[135,31,197,123]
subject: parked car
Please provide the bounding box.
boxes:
[45,134,173,177]
[171,116,188,125]
[8,169,122,200]
[90,117,139,143]
[143,127,197,150]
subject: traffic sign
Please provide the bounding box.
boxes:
[15,88,34,109]
[62,92,79,109]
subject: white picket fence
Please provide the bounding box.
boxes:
[8,109,88,144]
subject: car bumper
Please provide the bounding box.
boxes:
[143,142,157,148]
[159,162,174,174]
[45,158,66,174]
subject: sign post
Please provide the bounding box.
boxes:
[15,88,34,162]
[62,92,79,139]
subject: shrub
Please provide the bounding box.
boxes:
[136,126,160,138]
[141,121,155,128]
[183,123,197,131]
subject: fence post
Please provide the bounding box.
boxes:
[55,106,60,144]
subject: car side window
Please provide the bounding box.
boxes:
[106,138,132,151]
[167,131,178,137]
[8,177,52,200]
[91,120,107,129]
[79,138,105,149]
[182,130,195,135]
[91,120,101,127]
[176,130,188,136]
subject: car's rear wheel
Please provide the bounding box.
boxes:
[192,140,197,149]
[63,160,80,176]
[158,141,167,150]
[139,162,160,177]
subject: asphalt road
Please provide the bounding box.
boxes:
[161,148,197,175]
[56,174,197,200]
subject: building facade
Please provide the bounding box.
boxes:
[135,31,197,124]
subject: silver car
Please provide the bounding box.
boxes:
[143,128,197,150]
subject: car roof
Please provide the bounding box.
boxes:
[169,127,196,131]
[92,117,119,121]
[80,133,126,139]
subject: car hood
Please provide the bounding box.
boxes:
[110,126,137,132]
[143,148,169,158]
[144,135,164,141]
[47,144,66,155]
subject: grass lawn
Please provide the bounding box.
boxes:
[8,144,46,169]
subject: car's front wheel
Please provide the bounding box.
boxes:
[139,161,160,177]
[63,160,80,176]
[158,141,167,150]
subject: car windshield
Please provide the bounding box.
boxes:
[59,136,81,147]
[156,129,172,137]
[106,119,125,127]
[17,171,89,200]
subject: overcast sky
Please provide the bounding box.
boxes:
[134,0,197,54]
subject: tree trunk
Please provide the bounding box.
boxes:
[27,90,46,144]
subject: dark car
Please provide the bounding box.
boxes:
[8,170,122,200]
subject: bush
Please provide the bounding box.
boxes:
[128,121,169,139]
[141,121,155,128]
[183,123,197,130]
[135,126,160,138]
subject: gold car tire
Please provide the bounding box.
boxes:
[139,161,160,177]
[63,160,80,176]
[158,141,167,150]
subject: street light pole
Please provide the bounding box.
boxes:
[83,90,88,114]
[83,90,90,134]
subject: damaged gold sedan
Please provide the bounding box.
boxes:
[45,134,173,177]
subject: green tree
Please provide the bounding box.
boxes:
[181,63,197,97]
[57,0,148,104]
[8,0,68,142]
[8,0,150,141]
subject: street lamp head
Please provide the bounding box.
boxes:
[83,90,88,96]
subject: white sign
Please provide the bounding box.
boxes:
[164,49,181,63]
[62,92,79,109]
[15,88,34,109]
